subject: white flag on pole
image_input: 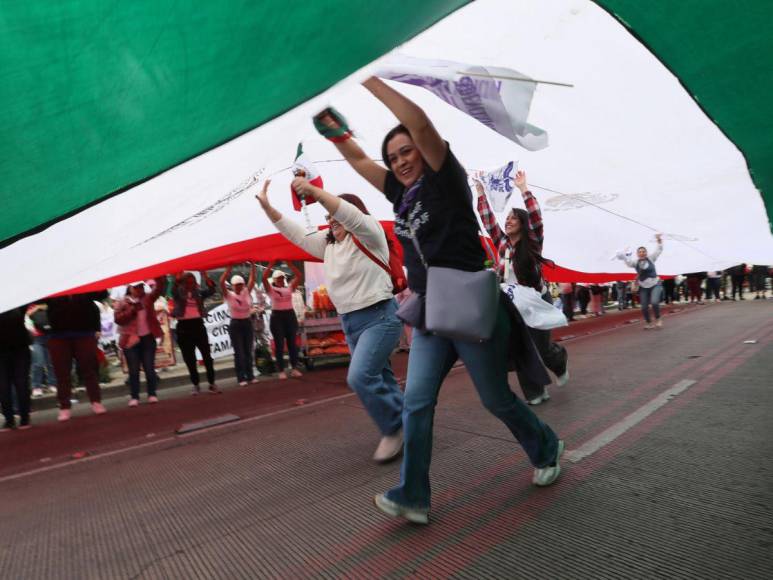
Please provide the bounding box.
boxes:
[376,55,549,151]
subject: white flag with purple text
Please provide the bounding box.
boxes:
[376,55,549,151]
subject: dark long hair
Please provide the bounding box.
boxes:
[381,124,412,169]
[509,208,553,290]
[326,194,371,244]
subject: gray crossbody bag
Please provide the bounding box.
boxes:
[396,224,499,342]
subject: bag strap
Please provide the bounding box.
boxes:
[407,222,428,270]
[351,235,391,275]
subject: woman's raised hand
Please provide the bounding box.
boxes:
[318,110,341,131]
[291,176,318,200]
[514,170,528,193]
[256,179,271,207]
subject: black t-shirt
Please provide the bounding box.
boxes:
[0,307,31,348]
[383,147,486,294]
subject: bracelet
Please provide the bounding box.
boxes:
[329,131,353,143]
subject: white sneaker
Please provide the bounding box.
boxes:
[147,396,159,404]
[528,389,550,406]
[655,319,663,329]
[32,388,44,399]
[533,440,565,487]
[91,402,107,415]
[128,398,140,408]
[556,368,570,387]
[373,431,403,463]
[373,493,429,525]
[57,409,71,422]
[238,381,248,387]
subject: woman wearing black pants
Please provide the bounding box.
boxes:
[0,307,32,431]
[263,262,303,379]
[172,272,220,395]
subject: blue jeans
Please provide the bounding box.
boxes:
[639,284,663,323]
[124,335,158,399]
[340,299,403,436]
[229,318,255,382]
[31,335,57,388]
[385,301,560,509]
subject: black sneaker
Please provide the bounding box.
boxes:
[18,416,31,430]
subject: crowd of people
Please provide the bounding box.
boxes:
[553,263,770,330]
[1,76,771,525]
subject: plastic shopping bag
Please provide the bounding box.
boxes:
[501,283,568,330]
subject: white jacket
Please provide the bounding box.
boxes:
[274,200,393,314]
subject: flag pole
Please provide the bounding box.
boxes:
[457,71,574,88]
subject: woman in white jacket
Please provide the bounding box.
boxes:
[256,179,404,464]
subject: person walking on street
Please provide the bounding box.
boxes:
[45,291,108,421]
[0,307,32,430]
[559,282,575,320]
[706,271,722,303]
[661,277,676,305]
[576,284,590,316]
[589,284,605,316]
[171,272,220,395]
[616,235,664,329]
[751,264,769,299]
[220,263,258,386]
[685,272,706,304]
[727,264,746,300]
[115,278,165,406]
[257,179,404,463]
[316,76,563,524]
[263,261,304,379]
[27,304,58,398]
[475,170,569,406]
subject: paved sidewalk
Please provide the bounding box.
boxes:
[2,300,770,578]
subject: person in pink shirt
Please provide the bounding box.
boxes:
[262,262,303,379]
[114,278,165,406]
[171,272,220,395]
[220,263,258,386]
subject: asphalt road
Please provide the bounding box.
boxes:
[1,300,771,579]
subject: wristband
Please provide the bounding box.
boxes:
[328,132,353,143]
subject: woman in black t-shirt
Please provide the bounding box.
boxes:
[314,77,563,525]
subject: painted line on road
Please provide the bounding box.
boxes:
[565,378,697,463]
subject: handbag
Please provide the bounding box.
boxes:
[407,224,499,342]
[395,292,424,328]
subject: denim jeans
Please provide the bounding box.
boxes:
[385,300,560,509]
[639,284,663,323]
[340,299,403,436]
[31,335,57,388]
[229,318,255,382]
[124,334,158,399]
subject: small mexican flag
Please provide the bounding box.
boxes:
[290,142,324,211]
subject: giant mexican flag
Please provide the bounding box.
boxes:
[1,0,772,312]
